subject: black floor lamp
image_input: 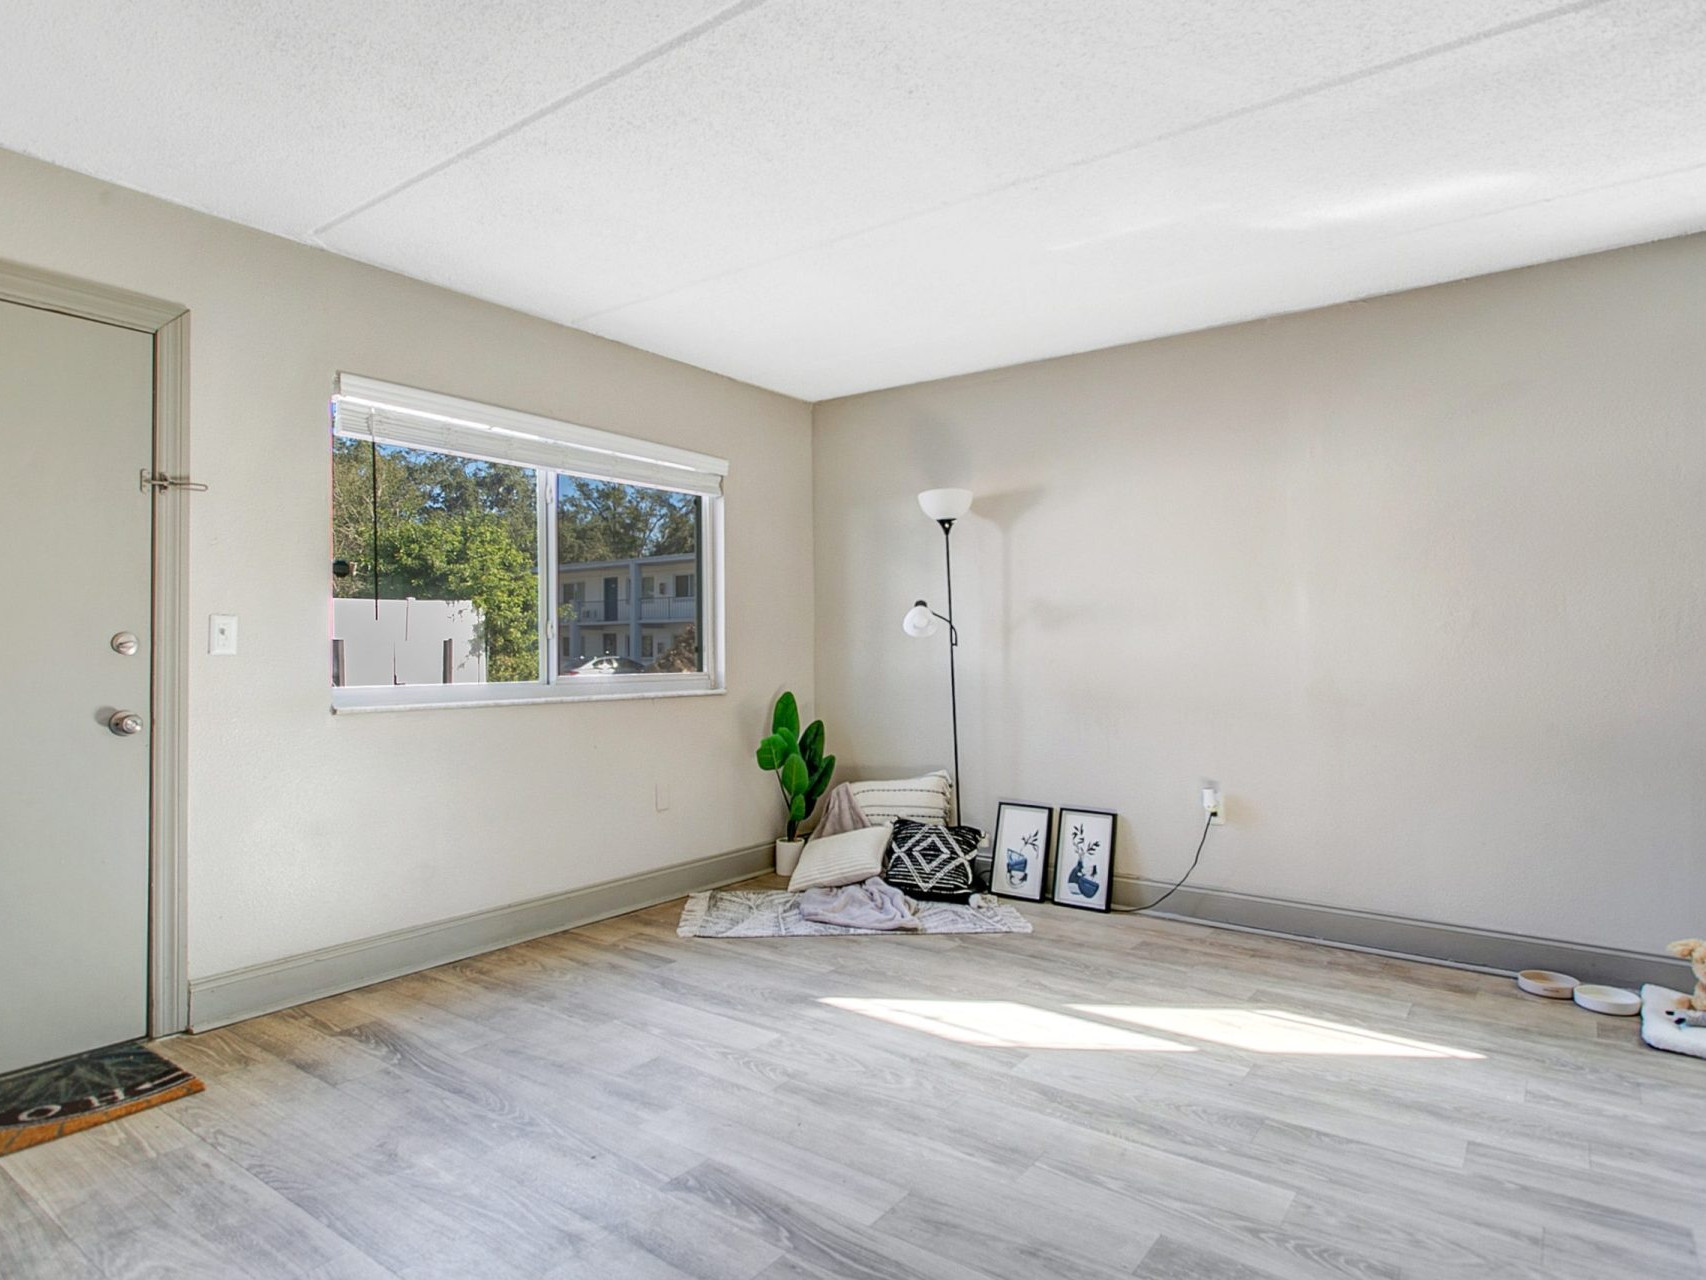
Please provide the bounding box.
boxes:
[902,487,973,825]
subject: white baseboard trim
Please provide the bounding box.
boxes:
[1112,875,1691,990]
[188,843,772,1031]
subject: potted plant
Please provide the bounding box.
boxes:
[756,691,835,875]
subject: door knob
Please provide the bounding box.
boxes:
[108,710,143,736]
[111,632,139,656]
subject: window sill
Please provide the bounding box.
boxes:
[331,677,724,714]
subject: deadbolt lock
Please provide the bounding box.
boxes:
[111,631,139,656]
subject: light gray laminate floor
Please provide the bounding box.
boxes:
[2,878,1701,1279]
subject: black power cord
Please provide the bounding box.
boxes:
[1120,813,1215,913]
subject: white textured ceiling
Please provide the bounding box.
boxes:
[3,1,1704,400]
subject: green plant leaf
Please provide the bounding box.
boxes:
[799,720,824,768]
[756,734,786,771]
[780,753,810,796]
[772,691,800,739]
[806,753,835,803]
[789,794,807,823]
[802,759,836,822]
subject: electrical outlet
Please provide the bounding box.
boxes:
[1201,781,1224,825]
[209,614,238,656]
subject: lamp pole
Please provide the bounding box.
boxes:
[939,517,960,826]
[909,489,972,827]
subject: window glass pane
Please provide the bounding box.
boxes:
[556,475,702,675]
[332,438,539,686]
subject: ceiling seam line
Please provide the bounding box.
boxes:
[567,0,1613,326]
[309,0,772,240]
[1397,156,1706,238]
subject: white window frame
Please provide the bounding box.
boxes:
[329,373,726,713]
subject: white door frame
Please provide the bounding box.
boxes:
[0,258,191,1039]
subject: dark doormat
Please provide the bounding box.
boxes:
[0,1043,203,1156]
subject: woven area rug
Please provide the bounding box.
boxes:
[0,1043,202,1156]
[679,888,1032,938]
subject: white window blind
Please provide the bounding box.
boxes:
[331,373,728,496]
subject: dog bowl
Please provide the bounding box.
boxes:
[1572,985,1641,1016]
[1516,970,1579,999]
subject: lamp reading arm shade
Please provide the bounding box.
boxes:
[917,488,972,523]
[902,601,938,637]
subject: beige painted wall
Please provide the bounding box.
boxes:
[815,233,1706,955]
[0,148,814,977]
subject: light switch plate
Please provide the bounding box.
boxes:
[209,614,238,655]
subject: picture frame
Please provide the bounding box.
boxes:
[990,802,1052,901]
[1052,808,1116,911]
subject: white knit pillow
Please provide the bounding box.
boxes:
[846,771,952,826]
[788,824,892,892]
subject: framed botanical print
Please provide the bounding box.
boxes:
[1052,808,1115,911]
[990,802,1052,901]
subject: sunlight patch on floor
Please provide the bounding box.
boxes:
[818,999,1195,1051]
[819,998,1485,1059]
[1073,1006,1484,1059]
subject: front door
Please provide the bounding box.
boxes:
[0,299,154,1074]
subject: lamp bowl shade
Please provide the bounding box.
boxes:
[902,602,938,637]
[917,488,973,522]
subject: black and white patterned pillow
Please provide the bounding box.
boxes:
[884,819,984,902]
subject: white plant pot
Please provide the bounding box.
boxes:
[774,838,805,877]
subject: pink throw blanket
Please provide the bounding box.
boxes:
[812,782,873,839]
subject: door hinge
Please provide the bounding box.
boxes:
[139,469,208,494]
